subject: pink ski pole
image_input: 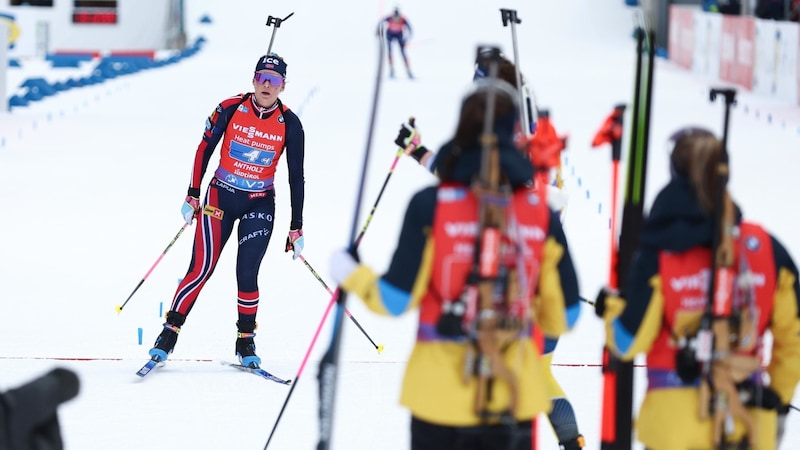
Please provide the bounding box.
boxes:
[116,223,189,314]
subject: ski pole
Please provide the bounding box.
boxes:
[353,147,405,248]
[791,404,800,412]
[267,110,405,448]
[264,288,338,449]
[600,22,654,450]
[591,104,627,288]
[264,265,381,449]
[267,145,402,446]
[265,12,294,55]
[316,24,387,450]
[293,146,405,351]
[298,255,384,353]
[116,223,189,314]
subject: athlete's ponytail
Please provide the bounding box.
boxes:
[669,127,722,214]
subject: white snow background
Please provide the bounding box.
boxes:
[1,0,799,449]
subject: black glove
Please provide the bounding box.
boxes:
[394,117,418,149]
[1,368,80,450]
[594,286,618,318]
[777,403,790,446]
[736,380,782,410]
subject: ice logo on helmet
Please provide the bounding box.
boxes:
[261,56,282,70]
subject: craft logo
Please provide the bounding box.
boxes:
[0,13,21,49]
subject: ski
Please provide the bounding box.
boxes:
[135,358,163,378]
[220,361,292,385]
[134,358,289,385]
[600,17,656,450]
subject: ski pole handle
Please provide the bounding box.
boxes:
[265,12,294,56]
[266,12,294,27]
[499,8,521,26]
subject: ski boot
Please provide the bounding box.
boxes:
[559,435,585,450]
[235,320,261,368]
[148,311,185,362]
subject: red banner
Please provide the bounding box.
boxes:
[669,6,694,69]
[720,15,754,90]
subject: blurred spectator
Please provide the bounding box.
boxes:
[702,0,719,12]
[792,0,800,20]
[718,0,742,14]
[703,0,742,14]
[756,0,787,19]
[0,368,80,450]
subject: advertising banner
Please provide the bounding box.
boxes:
[669,5,694,69]
[692,10,722,80]
[720,15,755,90]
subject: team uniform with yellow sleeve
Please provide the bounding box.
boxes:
[602,177,800,450]
[336,140,581,445]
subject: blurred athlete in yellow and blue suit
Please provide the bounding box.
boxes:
[601,128,800,450]
[331,80,581,450]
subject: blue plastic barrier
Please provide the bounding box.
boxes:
[19,78,58,102]
[10,40,205,109]
[9,94,29,108]
[46,54,94,68]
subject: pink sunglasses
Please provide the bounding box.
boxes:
[254,72,285,87]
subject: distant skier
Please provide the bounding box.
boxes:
[380,7,414,79]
